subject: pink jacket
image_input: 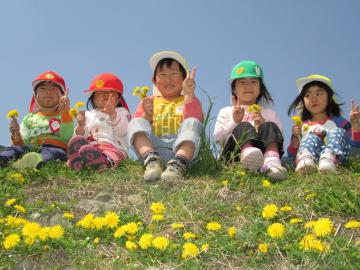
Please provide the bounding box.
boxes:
[213,105,283,145]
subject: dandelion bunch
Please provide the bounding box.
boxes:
[69,101,85,118]
[133,86,150,100]
[5,198,16,206]
[262,179,272,188]
[291,115,302,126]
[228,227,237,238]
[150,202,166,215]
[248,104,262,113]
[125,240,138,251]
[183,232,196,240]
[63,212,74,220]
[8,173,25,184]
[7,109,19,119]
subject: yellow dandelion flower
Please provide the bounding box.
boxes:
[0,218,4,224]
[299,234,326,252]
[183,232,196,240]
[303,124,309,132]
[305,192,317,200]
[7,109,19,119]
[152,236,169,251]
[236,205,242,212]
[76,213,95,229]
[6,215,27,227]
[182,242,199,259]
[8,173,25,184]
[313,218,333,237]
[151,214,165,221]
[69,108,78,118]
[248,104,262,113]
[206,221,222,231]
[201,243,209,252]
[93,237,100,244]
[92,217,106,230]
[222,180,229,186]
[104,211,119,229]
[258,243,268,253]
[75,101,85,108]
[3,234,20,250]
[22,222,41,239]
[171,222,184,230]
[150,202,166,215]
[5,198,16,206]
[114,226,127,238]
[25,236,35,246]
[290,218,303,224]
[139,233,153,249]
[38,227,50,241]
[228,227,237,238]
[345,220,360,229]
[139,86,150,99]
[124,222,139,235]
[304,220,316,229]
[262,204,278,220]
[132,86,141,96]
[14,204,26,213]
[291,115,302,126]
[49,225,64,239]
[63,212,74,220]
[262,179,272,188]
[267,223,285,239]
[125,240,138,251]
[280,206,292,212]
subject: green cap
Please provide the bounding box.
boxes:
[230,60,263,81]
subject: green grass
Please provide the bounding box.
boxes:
[0,157,359,269]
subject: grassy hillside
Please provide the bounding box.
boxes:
[0,156,359,269]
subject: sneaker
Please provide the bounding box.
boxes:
[12,152,43,170]
[67,136,88,171]
[161,159,186,181]
[240,147,264,172]
[144,154,164,181]
[295,149,316,175]
[261,157,287,180]
[318,150,337,174]
[79,145,110,171]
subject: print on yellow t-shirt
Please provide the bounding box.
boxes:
[152,96,184,136]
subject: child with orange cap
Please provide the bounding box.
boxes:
[67,73,130,171]
[128,50,203,181]
[0,71,73,168]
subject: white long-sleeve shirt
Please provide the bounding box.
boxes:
[82,107,131,155]
[213,105,283,146]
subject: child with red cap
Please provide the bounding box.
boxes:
[67,73,130,171]
[128,50,203,181]
[0,71,73,168]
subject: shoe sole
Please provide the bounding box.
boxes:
[79,145,108,171]
[241,151,264,172]
[295,162,316,175]
[67,136,88,171]
[267,167,287,180]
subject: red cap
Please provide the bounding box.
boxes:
[30,71,67,112]
[84,73,129,111]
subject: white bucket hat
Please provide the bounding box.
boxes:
[296,74,333,93]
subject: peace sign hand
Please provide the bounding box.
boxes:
[183,67,196,103]
[58,88,70,113]
[232,95,245,123]
[101,94,117,120]
[350,99,360,131]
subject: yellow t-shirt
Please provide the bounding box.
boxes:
[152,96,184,136]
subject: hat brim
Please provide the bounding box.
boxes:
[296,77,332,93]
[149,51,189,73]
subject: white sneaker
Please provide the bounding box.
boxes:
[263,158,287,180]
[240,147,264,172]
[318,151,337,174]
[295,149,316,175]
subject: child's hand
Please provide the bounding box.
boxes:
[75,111,86,135]
[142,96,153,122]
[101,94,117,120]
[182,68,196,103]
[58,89,70,113]
[253,111,265,130]
[232,96,244,123]
[9,118,20,137]
[350,99,360,130]
[292,125,301,137]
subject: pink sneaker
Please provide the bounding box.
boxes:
[67,136,88,171]
[79,145,110,171]
[240,147,264,172]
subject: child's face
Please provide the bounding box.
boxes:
[153,61,184,98]
[233,78,260,105]
[35,82,62,109]
[303,86,329,116]
[93,91,120,109]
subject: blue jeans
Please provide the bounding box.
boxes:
[298,128,351,163]
[128,117,202,164]
[0,144,67,167]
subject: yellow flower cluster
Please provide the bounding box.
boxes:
[206,221,222,231]
[151,236,169,251]
[262,179,272,188]
[171,222,185,230]
[76,211,120,230]
[345,220,360,229]
[8,173,25,184]
[69,101,85,118]
[133,86,150,100]
[258,243,268,253]
[262,204,278,220]
[299,234,326,253]
[291,115,302,126]
[248,104,262,113]
[183,232,196,240]
[6,109,19,119]
[182,242,199,259]
[150,202,166,222]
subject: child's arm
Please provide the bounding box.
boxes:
[183,97,203,121]
[348,100,360,146]
[287,125,301,159]
[9,118,24,146]
[59,110,75,143]
[214,107,238,145]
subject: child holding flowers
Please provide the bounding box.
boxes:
[0,71,73,168]
[67,73,130,171]
[128,50,203,181]
[214,60,286,179]
[287,75,360,174]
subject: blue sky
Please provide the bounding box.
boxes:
[0,0,359,152]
